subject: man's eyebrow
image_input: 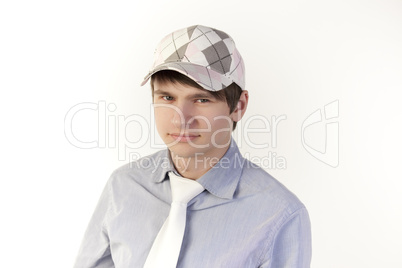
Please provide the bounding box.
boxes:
[188,93,216,99]
[153,90,172,95]
[153,89,215,99]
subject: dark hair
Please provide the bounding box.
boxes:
[150,70,243,130]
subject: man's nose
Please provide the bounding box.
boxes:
[171,102,194,129]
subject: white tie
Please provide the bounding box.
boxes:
[144,172,205,268]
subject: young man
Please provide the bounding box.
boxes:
[74,25,311,267]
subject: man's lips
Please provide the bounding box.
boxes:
[169,133,200,142]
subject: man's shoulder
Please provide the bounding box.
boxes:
[109,149,169,184]
[238,158,306,213]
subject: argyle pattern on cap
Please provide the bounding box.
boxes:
[141,25,245,91]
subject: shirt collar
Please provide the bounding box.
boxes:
[153,137,244,200]
[152,149,176,183]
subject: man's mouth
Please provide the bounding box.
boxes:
[169,133,200,142]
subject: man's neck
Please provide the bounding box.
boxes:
[170,146,230,180]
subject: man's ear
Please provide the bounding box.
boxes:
[230,90,249,122]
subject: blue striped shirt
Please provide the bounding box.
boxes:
[74,139,311,267]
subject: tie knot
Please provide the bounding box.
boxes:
[168,172,205,204]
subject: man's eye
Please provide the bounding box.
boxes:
[197,99,210,103]
[162,96,174,101]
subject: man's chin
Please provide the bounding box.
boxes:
[168,145,208,159]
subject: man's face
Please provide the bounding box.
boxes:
[153,79,235,160]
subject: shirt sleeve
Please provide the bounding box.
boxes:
[73,178,115,268]
[260,207,312,268]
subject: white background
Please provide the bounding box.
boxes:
[1,0,401,267]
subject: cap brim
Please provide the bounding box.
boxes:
[140,62,234,92]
